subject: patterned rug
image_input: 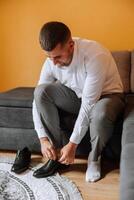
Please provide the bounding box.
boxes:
[0,157,83,200]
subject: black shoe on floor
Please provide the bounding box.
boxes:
[33,159,70,178]
[11,147,31,174]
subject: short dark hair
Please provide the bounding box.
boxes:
[39,21,71,51]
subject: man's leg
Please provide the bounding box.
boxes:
[86,93,125,182]
[34,81,81,149]
[33,82,81,178]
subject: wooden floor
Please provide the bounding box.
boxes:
[0,151,120,200]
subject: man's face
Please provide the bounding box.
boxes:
[45,39,74,67]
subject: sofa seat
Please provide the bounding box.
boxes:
[0,87,41,152]
[0,87,34,129]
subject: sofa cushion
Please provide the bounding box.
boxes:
[0,87,34,108]
[131,50,134,93]
[0,87,34,129]
[0,106,34,129]
[111,51,131,93]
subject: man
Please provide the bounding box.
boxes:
[32,21,125,182]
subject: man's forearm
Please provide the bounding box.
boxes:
[40,137,49,144]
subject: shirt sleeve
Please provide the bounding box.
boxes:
[32,59,55,139]
[70,53,110,144]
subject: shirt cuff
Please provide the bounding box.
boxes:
[69,133,81,144]
[70,125,88,144]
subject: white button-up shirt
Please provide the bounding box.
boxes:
[32,38,123,144]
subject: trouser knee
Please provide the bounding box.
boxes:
[34,83,54,104]
[91,110,112,131]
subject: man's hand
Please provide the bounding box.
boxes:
[58,142,78,165]
[40,137,57,160]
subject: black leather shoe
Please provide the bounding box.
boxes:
[33,159,69,178]
[11,147,31,174]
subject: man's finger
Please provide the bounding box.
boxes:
[58,155,66,162]
[50,148,57,160]
[59,159,70,165]
[46,149,54,159]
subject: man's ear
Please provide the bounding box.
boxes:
[69,40,74,48]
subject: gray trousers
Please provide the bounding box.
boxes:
[34,81,125,161]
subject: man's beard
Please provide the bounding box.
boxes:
[57,62,69,67]
[57,53,73,67]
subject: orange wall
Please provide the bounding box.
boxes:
[0,0,134,91]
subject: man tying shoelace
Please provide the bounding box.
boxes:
[11,147,69,177]
[12,21,125,182]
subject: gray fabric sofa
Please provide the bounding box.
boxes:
[0,51,134,199]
